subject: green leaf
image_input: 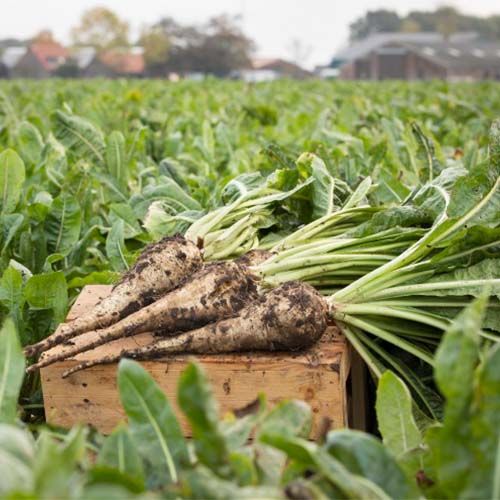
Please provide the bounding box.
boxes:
[177,362,230,476]
[460,342,500,499]
[257,400,312,440]
[0,318,25,423]
[426,296,486,497]
[0,423,34,495]
[106,131,127,192]
[325,429,418,499]
[376,371,421,458]
[0,266,25,340]
[45,194,82,256]
[80,482,142,499]
[489,119,500,173]
[434,295,483,418]
[180,465,282,500]
[109,203,142,239]
[117,359,188,486]
[24,271,68,324]
[202,119,215,161]
[297,153,337,218]
[410,122,441,183]
[0,149,25,214]
[261,434,390,500]
[53,110,105,164]
[97,425,144,487]
[68,271,119,288]
[17,121,44,167]
[106,219,129,272]
[33,427,87,498]
[0,213,25,254]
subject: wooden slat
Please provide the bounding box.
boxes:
[41,285,352,437]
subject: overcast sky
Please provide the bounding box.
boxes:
[1,0,499,67]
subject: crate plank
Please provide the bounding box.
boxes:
[41,285,352,439]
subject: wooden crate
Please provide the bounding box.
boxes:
[41,285,358,439]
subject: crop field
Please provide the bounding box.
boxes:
[0,79,500,498]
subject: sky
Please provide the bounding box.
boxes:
[1,0,499,68]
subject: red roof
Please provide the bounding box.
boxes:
[30,41,68,71]
[100,50,145,75]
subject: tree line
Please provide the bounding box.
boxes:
[350,6,500,41]
[35,7,255,77]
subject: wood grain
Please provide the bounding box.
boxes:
[41,285,351,438]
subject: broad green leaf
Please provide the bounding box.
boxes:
[177,362,230,476]
[53,110,105,164]
[97,425,144,487]
[0,149,25,214]
[221,173,265,203]
[24,271,68,324]
[228,451,259,486]
[376,371,421,458]
[118,359,188,486]
[106,219,129,272]
[488,119,500,173]
[17,121,44,167]
[0,266,25,339]
[460,342,500,499]
[410,122,441,183]
[45,194,82,256]
[0,318,25,423]
[80,482,142,499]
[106,131,127,192]
[131,177,202,221]
[325,429,418,499]
[434,295,483,415]
[33,427,87,498]
[0,424,34,495]
[68,271,119,288]
[297,153,337,218]
[1,213,25,253]
[109,203,142,239]
[143,203,202,240]
[342,176,372,210]
[261,434,390,500]
[180,465,282,500]
[257,400,312,440]
[202,119,215,161]
[426,258,500,299]
[427,296,486,497]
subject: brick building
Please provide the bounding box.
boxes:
[333,32,500,81]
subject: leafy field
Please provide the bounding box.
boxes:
[0,79,500,498]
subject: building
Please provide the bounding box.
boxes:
[332,32,500,81]
[236,58,311,82]
[83,47,145,78]
[0,46,27,78]
[10,40,68,78]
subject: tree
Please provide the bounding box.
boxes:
[349,7,500,41]
[197,15,254,76]
[435,6,459,40]
[349,10,401,40]
[32,30,56,43]
[401,19,421,33]
[71,7,129,51]
[140,25,170,67]
[142,15,254,77]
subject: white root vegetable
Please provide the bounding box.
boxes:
[27,260,259,372]
[62,281,328,378]
[24,235,202,358]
